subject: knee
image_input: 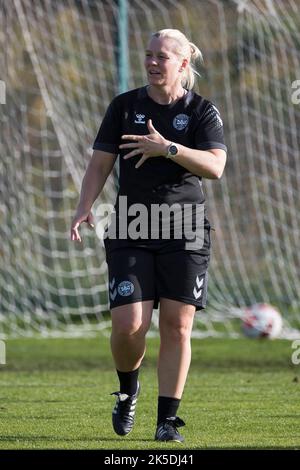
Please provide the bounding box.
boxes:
[111,302,153,338]
[161,322,192,343]
[113,319,146,338]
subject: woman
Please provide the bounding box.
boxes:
[71,28,227,443]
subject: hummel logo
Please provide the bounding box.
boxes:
[193,276,203,299]
[134,113,146,124]
[109,277,117,301]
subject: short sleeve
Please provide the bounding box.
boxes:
[194,103,227,152]
[92,97,122,154]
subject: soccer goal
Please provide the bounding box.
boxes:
[1,0,299,338]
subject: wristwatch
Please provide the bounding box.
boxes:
[166,142,178,159]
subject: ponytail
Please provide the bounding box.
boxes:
[183,42,203,90]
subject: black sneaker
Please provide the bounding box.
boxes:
[111,382,140,436]
[155,416,185,443]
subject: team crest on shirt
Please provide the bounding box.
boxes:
[117,280,135,297]
[134,113,146,124]
[173,114,189,130]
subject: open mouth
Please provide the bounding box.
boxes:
[148,71,161,76]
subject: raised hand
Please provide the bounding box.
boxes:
[119,119,170,168]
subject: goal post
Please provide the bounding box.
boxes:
[1,0,299,338]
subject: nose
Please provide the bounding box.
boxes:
[146,56,158,66]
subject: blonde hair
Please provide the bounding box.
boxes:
[151,29,203,90]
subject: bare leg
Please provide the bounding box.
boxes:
[110,300,154,371]
[158,298,196,398]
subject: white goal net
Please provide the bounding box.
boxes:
[1,0,299,338]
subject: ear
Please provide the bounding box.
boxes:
[181,58,188,69]
[179,58,188,72]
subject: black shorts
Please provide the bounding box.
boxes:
[105,244,210,311]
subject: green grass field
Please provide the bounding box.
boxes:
[0,337,299,450]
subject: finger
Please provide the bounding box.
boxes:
[87,212,95,228]
[71,232,80,242]
[121,135,143,141]
[124,149,142,159]
[71,221,82,237]
[147,119,156,133]
[135,155,148,169]
[75,230,82,242]
[71,228,81,242]
[119,143,140,149]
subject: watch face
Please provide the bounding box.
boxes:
[169,145,178,156]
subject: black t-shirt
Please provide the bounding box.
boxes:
[93,86,226,208]
[93,86,226,252]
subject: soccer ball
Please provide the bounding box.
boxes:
[242,303,283,339]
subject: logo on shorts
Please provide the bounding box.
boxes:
[109,277,117,301]
[173,114,189,130]
[193,276,203,300]
[117,280,135,297]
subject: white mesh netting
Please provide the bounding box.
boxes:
[1,0,299,338]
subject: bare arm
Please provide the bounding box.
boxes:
[167,145,227,179]
[71,150,117,242]
[120,119,227,179]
